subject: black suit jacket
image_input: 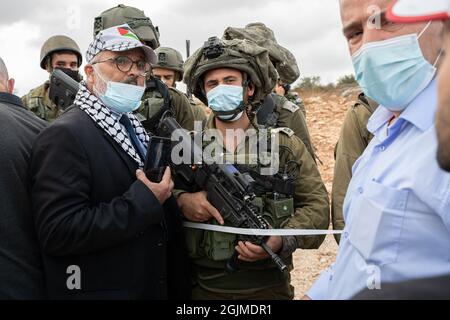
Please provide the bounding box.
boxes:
[31,106,191,300]
[0,93,47,299]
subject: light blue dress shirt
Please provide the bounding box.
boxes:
[309,78,450,300]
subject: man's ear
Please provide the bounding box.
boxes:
[7,78,15,94]
[247,81,255,97]
[84,65,95,85]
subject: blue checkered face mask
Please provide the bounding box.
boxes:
[93,66,145,114]
[352,21,440,112]
[206,85,245,122]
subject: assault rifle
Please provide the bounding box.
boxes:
[156,116,287,272]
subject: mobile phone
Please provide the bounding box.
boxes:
[144,136,172,183]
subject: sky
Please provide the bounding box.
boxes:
[0,0,354,96]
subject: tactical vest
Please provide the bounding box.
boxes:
[257,93,302,133]
[185,128,296,267]
[135,76,172,134]
[257,93,316,161]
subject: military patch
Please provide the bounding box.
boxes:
[282,101,300,113]
[271,127,295,137]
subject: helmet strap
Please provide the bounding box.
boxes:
[241,73,258,124]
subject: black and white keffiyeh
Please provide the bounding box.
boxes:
[74,81,149,168]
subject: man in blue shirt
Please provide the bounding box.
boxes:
[306,0,450,300]
[351,0,450,300]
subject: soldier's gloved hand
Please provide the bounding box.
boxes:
[235,236,283,262]
[136,167,174,204]
[177,191,224,225]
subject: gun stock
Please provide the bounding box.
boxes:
[49,69,80,111]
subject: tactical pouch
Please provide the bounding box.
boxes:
[263,197,294,228]
[185,227,205,259]
[144,96,165,120]
[203,229,236,262]
[251,197,264,215]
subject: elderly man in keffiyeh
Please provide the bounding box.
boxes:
[29,25,191,300]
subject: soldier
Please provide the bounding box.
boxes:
[223,22,316,159]
[153,46,207,122]
[331,92,378,242]
[21,35,82,122]
[178,37,330,300]
[93,4,196,132]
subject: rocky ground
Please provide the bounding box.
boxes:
[291,86,361,299]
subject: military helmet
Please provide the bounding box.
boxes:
[154,47,184,81]
[184,37,277,106]
[223,22,300,84]
[40,35,82,70]
[93,4,160,49]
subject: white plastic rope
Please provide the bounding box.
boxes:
[183,222,343,236]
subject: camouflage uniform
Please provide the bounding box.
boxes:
[331,93,378,242]
[186,116,330,300]
[22,35,82,122]
[21,81,60,122]
[183,37,330,300]
[94,5,196,132]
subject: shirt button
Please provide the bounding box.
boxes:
[358,187,364,194]
[344,232,349,239]
[379,145,386,151]
[157,242,164,247]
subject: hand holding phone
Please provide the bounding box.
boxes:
[144,136,172,183]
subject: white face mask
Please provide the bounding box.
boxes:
[352,21,441,111]
[93,65,145,114]
[206,84,245,122]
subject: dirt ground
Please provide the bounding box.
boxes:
[291,87,360,299]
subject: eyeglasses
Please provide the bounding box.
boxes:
[92,56,151,75]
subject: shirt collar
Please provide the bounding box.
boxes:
[109,109,121,121]
[367,78,438,134]
[0,92,26,109]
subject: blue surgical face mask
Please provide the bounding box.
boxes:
[206,84,245,122]
[352,21,440,112]
[94,67,145,114]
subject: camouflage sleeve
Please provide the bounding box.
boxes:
[21,93,32,111]
[331,104,373,242]
[21,91,42,118]
[279,134,330,251]
[169,89,195,131]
